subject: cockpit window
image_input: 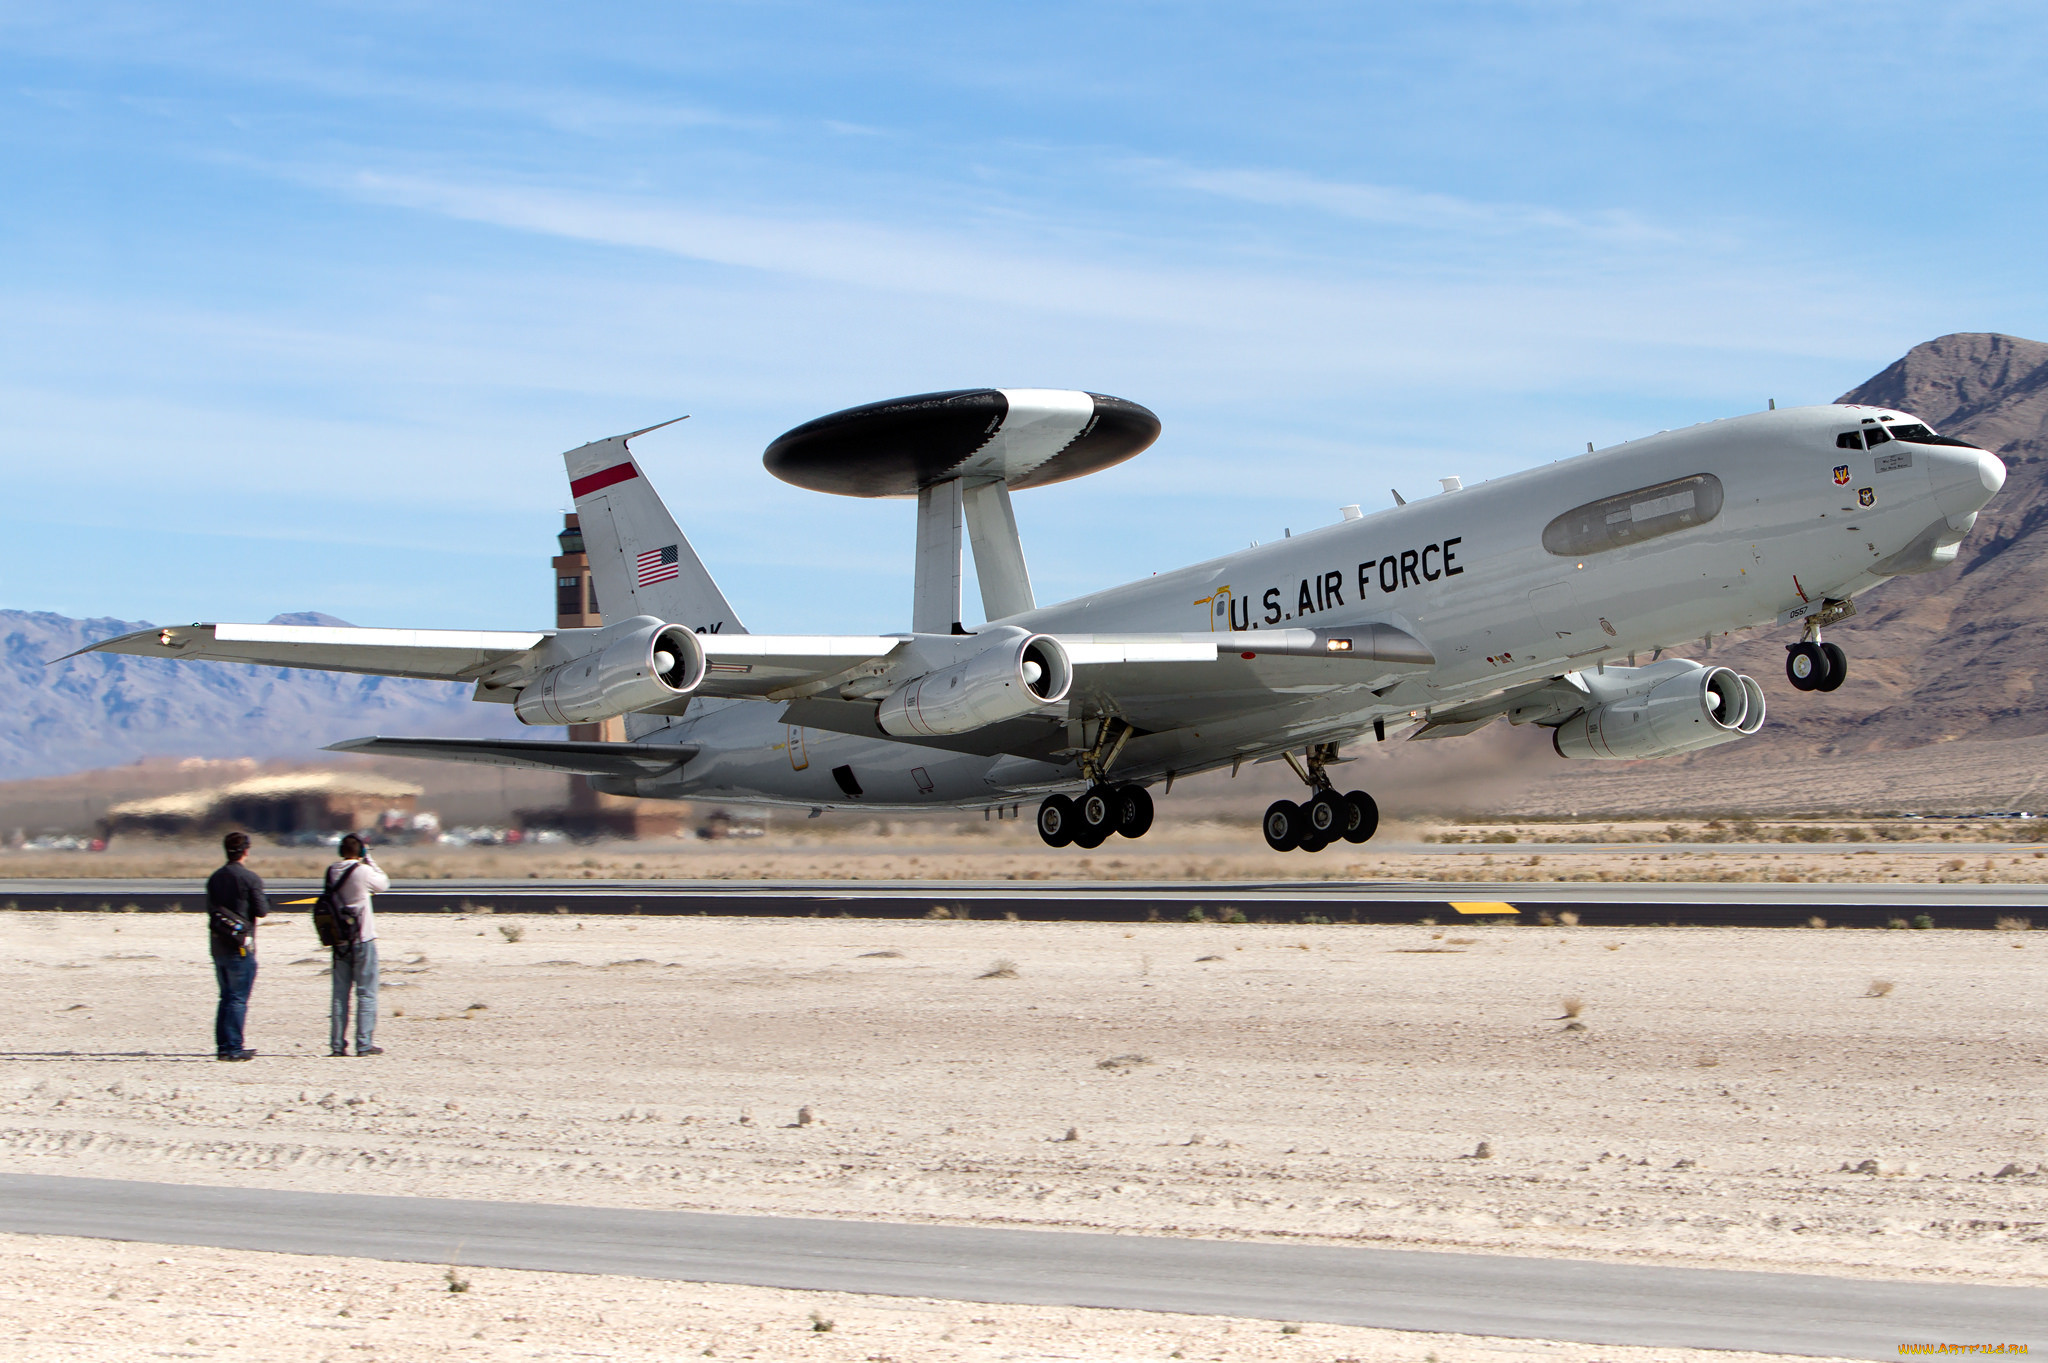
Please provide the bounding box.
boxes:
[1863,424,1891,447]
[1836,431,1863,450]
[1542,473,1724,557]
[1889,423,1935,441]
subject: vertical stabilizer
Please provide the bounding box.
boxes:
[562,423,747,637]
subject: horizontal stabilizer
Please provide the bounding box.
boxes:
[326,736,695,778]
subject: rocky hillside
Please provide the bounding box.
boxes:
[2,610,532,780]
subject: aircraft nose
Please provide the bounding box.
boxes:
[1928,445,2006,521]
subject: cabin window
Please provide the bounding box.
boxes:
[1864,424,1891,447]
[1541,472,1725,557]
[1836,431,1863,449]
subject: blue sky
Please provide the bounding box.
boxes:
[5,1,2045,634]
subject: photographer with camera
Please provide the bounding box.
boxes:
[322,834,392,1057]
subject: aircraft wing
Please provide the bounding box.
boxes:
[63,621,907,697]
[694,634,907,698]
[327,736,695,778]
[65,622,545,682]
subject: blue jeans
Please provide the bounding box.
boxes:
[212,950,257,1055]
[330,939,379,1054]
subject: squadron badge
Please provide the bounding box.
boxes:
[1858,486,1875,507]
[1833,464,1851,485]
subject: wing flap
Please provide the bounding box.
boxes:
[326,736,695,778]
[697,634,907,697]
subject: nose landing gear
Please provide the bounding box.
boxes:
[1786,638,1847,692]
[1786,599,1854,693]
[1263,744,1379,853]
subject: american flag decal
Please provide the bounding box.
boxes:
[636,544,681,587]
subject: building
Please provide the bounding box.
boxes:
[103,772,423,841]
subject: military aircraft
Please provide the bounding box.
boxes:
[75,388,2006,851]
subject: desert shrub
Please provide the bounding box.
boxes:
[1912,914,1935,930]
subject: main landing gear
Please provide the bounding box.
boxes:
[1262,743,1378,853]
[1037,784,1154,848]
[1036,718,1156,848]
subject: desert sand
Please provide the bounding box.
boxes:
[4,910,2044,1304]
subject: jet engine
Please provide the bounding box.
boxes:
[514,616,706,726]
[1551,664,1764,760]
[877,633,1072,737]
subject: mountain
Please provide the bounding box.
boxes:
[1,610,534,780]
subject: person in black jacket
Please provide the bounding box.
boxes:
[205,830,269,1060]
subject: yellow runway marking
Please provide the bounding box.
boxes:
[1450,901,1519,915]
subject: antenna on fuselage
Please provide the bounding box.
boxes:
[1390,488,1407,507]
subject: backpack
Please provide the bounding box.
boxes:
[312,862,362,955]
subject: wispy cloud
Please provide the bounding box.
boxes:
[1159,163,1681,247]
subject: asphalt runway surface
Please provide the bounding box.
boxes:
[4,875,2041,927]
[3,1174,2037,1359]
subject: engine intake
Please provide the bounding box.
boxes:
[514,617,706,726]
[877,633,1071,737]
[1552,664,1763,760]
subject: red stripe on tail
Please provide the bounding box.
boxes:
[570,462,639,498]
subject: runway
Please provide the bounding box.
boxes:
[3,875,2041,927]
[2,1174,2035,1360]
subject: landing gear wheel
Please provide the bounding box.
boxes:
[1303,792,1345,843]
[1072,823,1110,849]
[1816,642,1848,693]
[1077,786,1117,838]
[1110,784,1154,839]
[1340,790,1380,844]
[1785,642,1824,692]
[1298,829,1332,853]
[1036,794,1076,848]
[1262,799,1303,852]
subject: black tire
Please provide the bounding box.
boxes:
[1298,829,1332,853]
[1078,786,1117,836]
[1262,799,1303,852]
[1072,822,1110,849]
[1816,642,1847,692]
[1111,784,1154,838]
[1303,792,1345,840]
[1037,794,1076,848]
[1340,790,1379,844]
[1785,642,1823,692]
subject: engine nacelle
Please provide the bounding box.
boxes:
[514,617,706,726]
[876,633,1071,737]
[1552,664,1764,760]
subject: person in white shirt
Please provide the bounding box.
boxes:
[324,834,392,1056]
